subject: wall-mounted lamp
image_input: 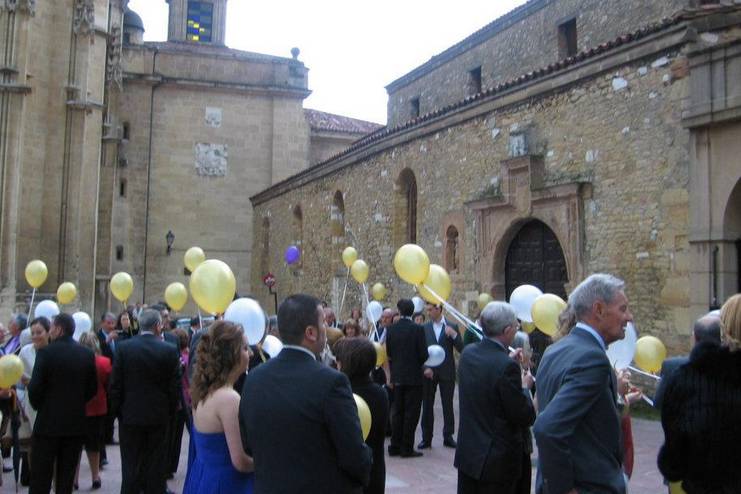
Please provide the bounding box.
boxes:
[166,230,175,255]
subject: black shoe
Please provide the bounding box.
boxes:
[443,437,457,448]
[387,446,400,457]
[100,458,108,467]
[74,483,79,491]
[92,479,102,490]
[417,440,431,449]
[401,451,423,458]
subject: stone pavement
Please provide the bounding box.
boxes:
[1,398,666,493]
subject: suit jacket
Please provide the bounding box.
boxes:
[653,355,689,411]
[97,328,115,362]
[109,333,181,427]
[455,338,535,484]
[533,327,624,494]
[423,318,463,381]
[385,318,428,386]
[28,335,97,436]
[241,347,372,493]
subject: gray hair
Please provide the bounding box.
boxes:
[568,274,625,320]
[138,308,162,332]
[102,312,116,322]
[480,301,517,337]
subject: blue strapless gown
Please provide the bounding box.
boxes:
[183,427,254,494]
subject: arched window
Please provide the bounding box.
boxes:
[260,217,270,275]
[293,205,303,248]
[445,225,459,273]
[331,191,345,246]
[394,169,418,246]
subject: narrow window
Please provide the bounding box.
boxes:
[123,32,131,44]
[122,122,130,141]
[410,97,420,119]
[119,179,127,197]
[558,18,577,58]
[468,66,482,95]
[116,245,124,261]
[445,226,459,272]
[406,178,417,243]
[187,1,214,43]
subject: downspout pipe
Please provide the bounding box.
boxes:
[142,47,160,302]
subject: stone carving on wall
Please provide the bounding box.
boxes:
[195,143,228,176]
[107,24,123,88]
[205,107,223,128]
[1,0,36,14]
[73,0,95,36]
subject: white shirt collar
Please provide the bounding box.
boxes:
[282,344,317,360]
[575,321,606,351]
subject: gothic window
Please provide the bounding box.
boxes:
[445,226,459,273]
[394,169,418,246]
[331,191,345,245]
[187,1,213,43]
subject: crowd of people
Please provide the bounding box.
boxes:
[0,274,739,494]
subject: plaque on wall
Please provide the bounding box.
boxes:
[195,143,228,176]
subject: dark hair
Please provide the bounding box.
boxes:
[413,312,425,322]
[29,317,50,332]
[335,337,376,381]
[694,315,721,345]
[191,321,244,407]
[115,310,135,331]
[54,313,75,337]
[172,328,190,351]
[278,294,321,345]
[190,317,200,327]
[397,299,414,317]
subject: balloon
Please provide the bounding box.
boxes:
[353,393,372,440]
[669,481,687,494]
[25,260,48,288]
[72,312,92,341]
[190,259,236,315]
[56,282,77,304]
[342,247,358,268]
[0,355,24,388]
[521,321,537,334]
[284,245,300,265]
[509,284,543,323]
[418,264,452,304]
[34,300,59,322]
[607,322,637,370]
[184,246,206,272]
[165,282,188,312]
[373,342,387,367]
[634,335,667,374]
[371,283,387,301]
[262,334,283,358]
[412,296,425,314]
[424,344,445,367]
[366,301,383,324]
[326,327,344,345]
[350,260,369,283]
[531,293,567,336]
[477,293,493,310]
[110,272,134,302]
[225,298,266,346]
[393,244,430,285]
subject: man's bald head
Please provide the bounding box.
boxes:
[693,314,721,345]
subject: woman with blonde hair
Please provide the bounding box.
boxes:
[183,321,254,494]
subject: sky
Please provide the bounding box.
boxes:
[128,0,527,125]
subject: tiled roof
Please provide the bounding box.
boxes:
[305,109,384,135]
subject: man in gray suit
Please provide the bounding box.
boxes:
[419,303,463,449]
[533,273,633,494]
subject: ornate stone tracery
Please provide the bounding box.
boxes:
[1,0,36,15]
[73,0,95,36]
[106,24,123,88]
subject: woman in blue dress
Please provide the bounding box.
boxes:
[183,321,254,494]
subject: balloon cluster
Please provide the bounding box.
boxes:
[393,244,452,304]
[509,285,566,337]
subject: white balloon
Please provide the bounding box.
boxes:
[72,312,92,341]
[509,285,543,323]
[366,301,383,323]
[224,298,267,346]
[262,334,283,358]
[412,296,425,314]
[424,344,445,367]
[606,322,638,370]
[34,300,60,323]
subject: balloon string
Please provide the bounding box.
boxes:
[641,395,654,407]
[27,288,36,321]
[361,283,378,333]
[338,266,349,318]
[628,365,661,381]
[198,309,203,332]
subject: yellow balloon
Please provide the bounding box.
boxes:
[184,246,206,272]
[477,293,493,310]
[342,247,358,269]
[393,244,430,285]
[373,342,387,367]
[418,264,452,304]
[56,282,77,305]
[353,393,372,441]
[669,482,687,494]
[25,260,48,288]
[327,327,344,345]
[0,355,24,388]
[189,259,236,315]
[110,272,134,303]
[531,293,567,336]
[371,283,387,301]
[634,336,667,374]
[165,282,188,312]
[521,321,537,334]
[350,260,369,283]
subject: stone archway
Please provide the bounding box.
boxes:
[722,179,741,297]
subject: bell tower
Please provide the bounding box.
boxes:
[167,0,227,45]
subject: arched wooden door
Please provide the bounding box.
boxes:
[505,220,568,300]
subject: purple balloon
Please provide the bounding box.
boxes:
[284,245,300,264]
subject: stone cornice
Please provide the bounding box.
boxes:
[0,83,31,93]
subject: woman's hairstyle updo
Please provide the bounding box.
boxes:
[190,321,245,408]
[721,294,741,350]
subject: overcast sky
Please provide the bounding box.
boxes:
[128,0,527,125]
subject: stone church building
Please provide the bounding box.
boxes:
[0,0,379,317]
[251,0,741,350]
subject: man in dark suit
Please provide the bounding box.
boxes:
[109,308,181,494]
[28,313,97,494]
[455,301,535,494]
[419,303,463,449]
[654,313,721,410]
[240,294,372,493]
[385,298,428,458]
[534,273,633,494]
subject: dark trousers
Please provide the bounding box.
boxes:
[515,452,531,494]
[421,375,455,442]
[119,423,168,494]
[29,434,84,494]
[457,469,517,494]
[390,384,423,455]
[168,409,186,474]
